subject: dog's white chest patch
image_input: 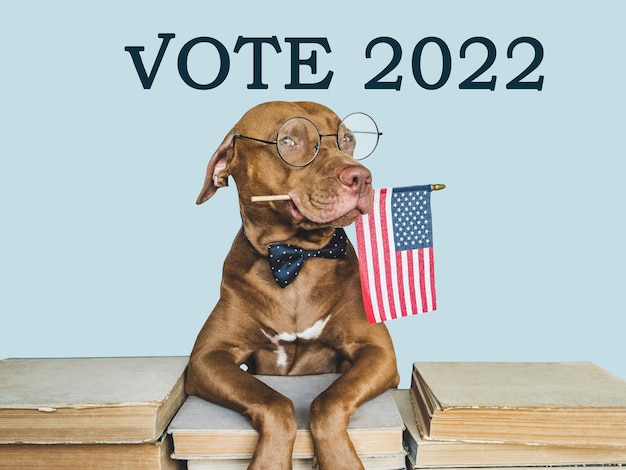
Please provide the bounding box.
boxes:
[261,315,331,367]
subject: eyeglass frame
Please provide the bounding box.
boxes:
[232,113,382,168]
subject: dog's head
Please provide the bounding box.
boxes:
[197,101,375,250]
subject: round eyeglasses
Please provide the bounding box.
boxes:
[233,112,381,167]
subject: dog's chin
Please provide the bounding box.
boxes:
[326,210,364,228]
[288,199,370,229]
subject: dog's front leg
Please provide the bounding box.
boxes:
[186,350,297,470]
[247,390,297,470]
[308,341,399,470]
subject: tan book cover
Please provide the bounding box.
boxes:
[183,453,406,470]
[406,466,622,470]
[392,390,626,467]
[0,432,183,470]
[411,362,626,447]
[0,356,188,444]
[168,373,405,459]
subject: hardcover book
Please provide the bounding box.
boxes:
[0,356,188,444]
[168,373,405,462]
[411,362,626,448]
[0,432,182,470]
[181,454,406,470]
[392,389,626,468]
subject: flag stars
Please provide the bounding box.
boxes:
[391,188,433,251]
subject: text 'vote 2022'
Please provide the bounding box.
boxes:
[125,34,544,92]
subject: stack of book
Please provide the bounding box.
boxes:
[397,362,626,469]
[6,358,625,469]
[167,373,407,469]
[0,356,188,469]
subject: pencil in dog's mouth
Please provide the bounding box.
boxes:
[250,195,308,222]
[251,195,291,202]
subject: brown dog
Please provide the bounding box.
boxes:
[186,101,399,470]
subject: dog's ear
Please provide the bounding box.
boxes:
[196,128,235,205]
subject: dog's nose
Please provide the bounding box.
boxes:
[338,165,372,192]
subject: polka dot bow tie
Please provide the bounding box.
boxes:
[268,228,348,287]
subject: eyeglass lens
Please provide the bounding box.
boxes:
[276,118,320,167]
[275,113,380,166]
[338,112,380,161]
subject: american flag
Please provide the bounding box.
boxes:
[355,185,437,323]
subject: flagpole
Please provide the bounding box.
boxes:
[252,184,446,202]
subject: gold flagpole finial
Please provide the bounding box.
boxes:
[430,184,446,191]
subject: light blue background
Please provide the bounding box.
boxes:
[1,1,624,388]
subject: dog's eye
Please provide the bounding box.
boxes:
[279,136,296,146]
[338,131,356,156]
[340,131,354,145]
